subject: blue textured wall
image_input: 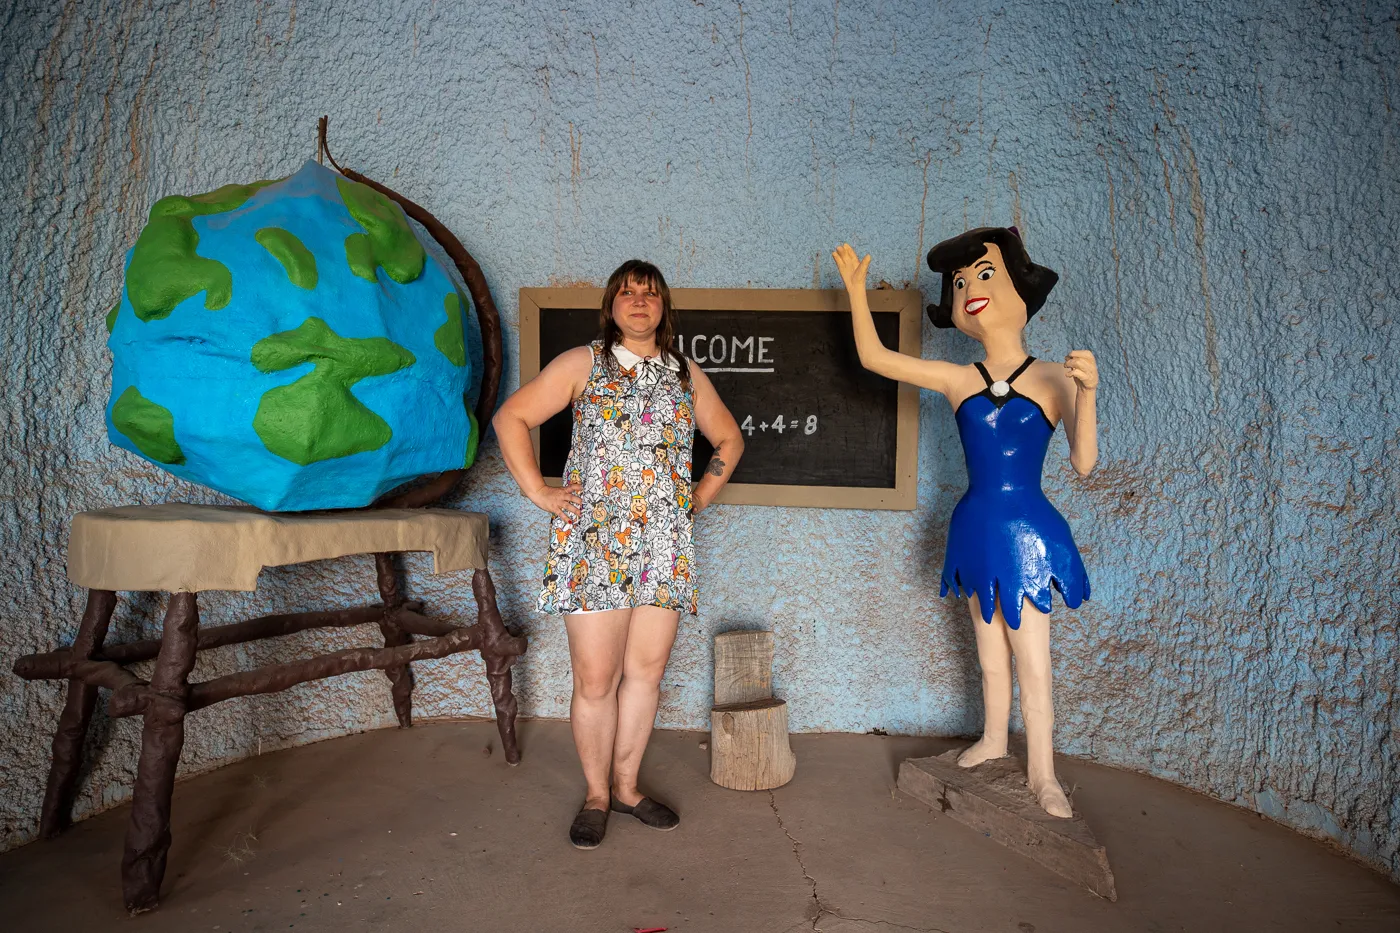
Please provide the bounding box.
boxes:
[2,0,1396,880]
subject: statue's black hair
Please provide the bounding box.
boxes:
[925,226,1058,328]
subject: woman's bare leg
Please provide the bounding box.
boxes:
[1005,599,1072,818]
[610,605,680,806]
[958,593,1013,767]
[565,610,633,810]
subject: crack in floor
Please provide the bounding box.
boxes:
[767,788,825,928]
[767,790,952,933]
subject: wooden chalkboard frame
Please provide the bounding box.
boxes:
[517,287,921,510]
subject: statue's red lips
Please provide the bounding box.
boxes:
[965,297,990,315]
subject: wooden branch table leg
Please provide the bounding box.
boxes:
[39,588,117,837]
[374,553,414,727]
[473,568,526,765]
[29,502,521,914]
[122,592,200,914]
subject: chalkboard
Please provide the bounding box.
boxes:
[518,288,920,509]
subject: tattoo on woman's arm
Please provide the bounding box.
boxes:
[705,457,726,477]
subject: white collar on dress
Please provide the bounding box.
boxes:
[611,343,681,371]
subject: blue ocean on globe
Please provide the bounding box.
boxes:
[105,159,479,511]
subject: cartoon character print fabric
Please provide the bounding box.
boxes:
[538,341,698,614]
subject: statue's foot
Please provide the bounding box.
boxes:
[957,737,1009,768]
[1029,773,1073,818]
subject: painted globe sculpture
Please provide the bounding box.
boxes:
[106,160,479,511]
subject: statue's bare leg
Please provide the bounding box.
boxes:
[958,593,1012,768]
[1005,599,1072,818]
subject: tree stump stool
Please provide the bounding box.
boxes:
[709,630,796,791]
[12,502,526,914]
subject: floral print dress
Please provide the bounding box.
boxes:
[537,341,698,615]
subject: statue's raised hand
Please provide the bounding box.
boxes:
[1064,350,1098,391]
[831,243,872,294]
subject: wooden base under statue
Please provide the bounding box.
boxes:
[897,749,1117,900]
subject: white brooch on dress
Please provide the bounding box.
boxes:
[991,380,1010,398]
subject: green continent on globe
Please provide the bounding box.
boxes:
[111,386,185,464]
[255,227,318,289]
[251,317,416,466]
[336,177,425,285]
[435,291,468,366]
[124,179,279,322]
[106,303,120,333]
[464,406,481,467]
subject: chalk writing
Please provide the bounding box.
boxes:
[675,333,775,372]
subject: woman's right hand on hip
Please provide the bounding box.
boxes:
[530,481,584,522]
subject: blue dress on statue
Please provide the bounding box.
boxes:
[940,357,1090,630]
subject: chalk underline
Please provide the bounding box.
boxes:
[700,366,775,373]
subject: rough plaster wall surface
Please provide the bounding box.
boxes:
[1,0,1396,880]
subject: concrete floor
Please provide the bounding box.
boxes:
[0,721,1396,932]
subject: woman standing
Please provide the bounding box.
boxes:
[832,230,1098,818]
[494,260,744,848]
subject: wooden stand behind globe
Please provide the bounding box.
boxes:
[11,125,515,915]
[15,506,524,912]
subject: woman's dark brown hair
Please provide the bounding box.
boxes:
[925,226,1059,329]
[598,259,690,388]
